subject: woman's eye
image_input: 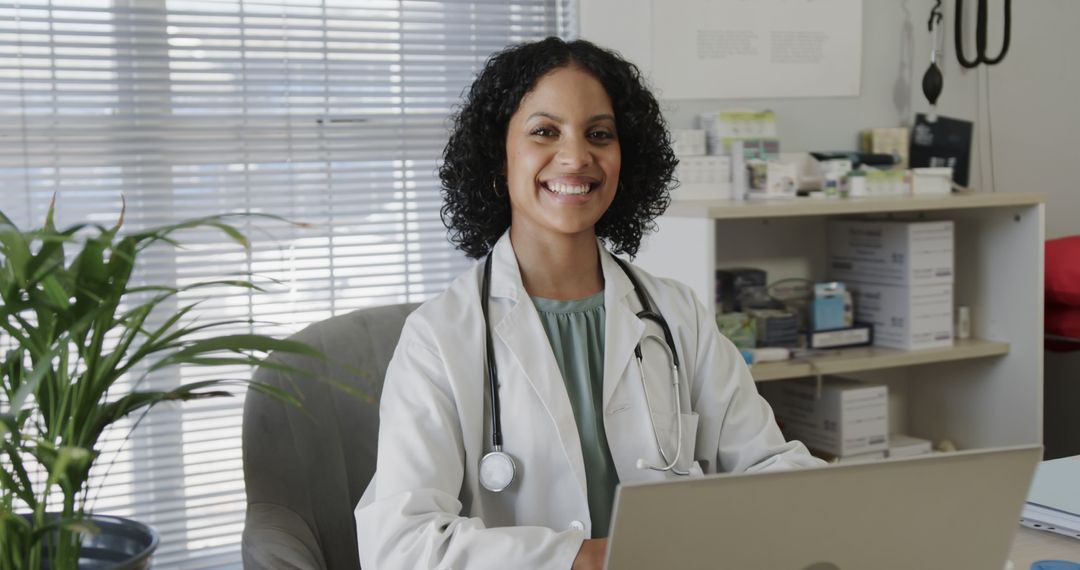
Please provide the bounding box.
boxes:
[530,127,555,137]
[588,130,615,140]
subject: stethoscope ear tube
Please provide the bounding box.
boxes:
[481,254,503,449]
[612,257,680,369]
[480,253,516,493]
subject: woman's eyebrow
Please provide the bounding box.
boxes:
[526,111,615,123]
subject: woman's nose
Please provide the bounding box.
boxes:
[555,136,592,169]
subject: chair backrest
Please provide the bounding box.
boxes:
[242,303,419,570]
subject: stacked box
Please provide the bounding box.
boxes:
[672,156,732,201]
[715,312,757,350]
[715,268,766,313]
[669,129,707,157]
[849,282,953,350]
[887,434,933,458]
[750,309,799,348]
[860,127,910,169]
[697,110,779,158]
[828,220,955,350]
[828,220,954,287]
[768,377,889,457]
[812,449,887,464]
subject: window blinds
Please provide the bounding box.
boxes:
[0,0,573,566]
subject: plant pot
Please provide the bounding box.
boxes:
[19,514,159,570]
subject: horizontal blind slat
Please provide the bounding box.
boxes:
[3,1,567,566]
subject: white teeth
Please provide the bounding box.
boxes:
[547,182,592,195]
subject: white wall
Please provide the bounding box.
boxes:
[580,0,1080,239]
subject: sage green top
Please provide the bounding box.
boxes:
[530,291,619,538]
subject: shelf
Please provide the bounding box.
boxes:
[749,338,1010,382]
[636,184,1043,448]
[666,192,1046,220]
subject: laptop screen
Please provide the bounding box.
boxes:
[605,445,1040,570]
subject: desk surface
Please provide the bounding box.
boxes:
[1010,526,1080,568]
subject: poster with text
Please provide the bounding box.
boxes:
[651,0,863,99]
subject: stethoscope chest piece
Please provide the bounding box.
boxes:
[479,449,516,492]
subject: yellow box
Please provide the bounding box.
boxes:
[860,127,909,168]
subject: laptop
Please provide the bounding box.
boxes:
[604,445,1041,570]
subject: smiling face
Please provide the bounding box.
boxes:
[503,64,621,246]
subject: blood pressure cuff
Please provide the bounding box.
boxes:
[1046,235,1080,307]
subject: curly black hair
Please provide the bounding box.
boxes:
[439,37,678,259]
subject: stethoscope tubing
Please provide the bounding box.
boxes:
[480,252,689,492]
[954,0,1011,68]
[635,346,688,476]
[481,254,503,450]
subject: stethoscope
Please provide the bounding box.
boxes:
[953,0,1011,69]
[478,253,689,494]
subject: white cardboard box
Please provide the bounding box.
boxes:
[817,449,887,464]
[670,129,707,157]
[828,220,954,287]
[769,378,889,457]
[911,167,953,196]
[697,110,777,156]
[850,281,954,350]
[887,433,933,458]
[672,156,732,201]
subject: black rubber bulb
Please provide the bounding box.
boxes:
[922,61,943,106]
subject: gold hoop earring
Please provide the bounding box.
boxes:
[492,178,505,197]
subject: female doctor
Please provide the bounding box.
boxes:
[354,37,822,569]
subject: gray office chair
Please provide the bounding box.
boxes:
[242,303,419,570]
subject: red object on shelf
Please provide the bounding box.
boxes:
[1046,307,1080,351]
[1046,236,1080,308]
[1046,235,1080,351]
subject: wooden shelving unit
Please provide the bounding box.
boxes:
[665,192,1046,220]
[635,192,1045,451]
[750,338,1010,382]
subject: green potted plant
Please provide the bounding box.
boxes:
[0,202,319,568]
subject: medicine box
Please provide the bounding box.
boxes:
[750,309,799,348]
[887,434,933,459]
[697,110,778,156]
[715,267,766,313]
[828,220,954,287]
[672,156,732,201]
[812,449,887,464]
[911,167,953,196]
[850,282,954,350]
[669,129,707,157]
[860,127,910,168]
[763,160,798,198]
[835,450,887,464]
[715,312,756,350]
[769,377,889,457]
[813,282,847,332]
[863,167,908,196]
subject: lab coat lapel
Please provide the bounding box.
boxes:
[488,235,589,501]
[600,246,646,411]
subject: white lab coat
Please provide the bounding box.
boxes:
[355,232,821,569]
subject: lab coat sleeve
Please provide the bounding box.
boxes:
[685,289,825,474]
[354,324,586,570]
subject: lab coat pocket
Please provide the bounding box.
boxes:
[653,411,703,477]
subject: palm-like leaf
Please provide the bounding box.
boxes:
[0,205,324,568]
